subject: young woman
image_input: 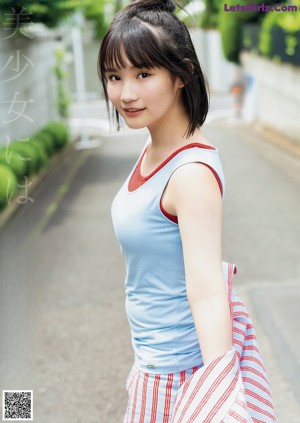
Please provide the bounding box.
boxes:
[98,1,276,422]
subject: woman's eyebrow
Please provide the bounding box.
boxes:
[106,64,146,73]
[105,67,119,73]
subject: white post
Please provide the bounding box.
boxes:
[72,12,100,149]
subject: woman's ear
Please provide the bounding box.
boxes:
[177,59,195,87]
[177,77,185,88]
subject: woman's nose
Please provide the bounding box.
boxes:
[120,81,138,103]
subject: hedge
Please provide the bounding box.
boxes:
[0,164,18,211]
[45,122,69,150]
[9,141,41,175]
[0,121,69,213]
[34,130,56,157]
[199,0,220,30]
[219,0,258,63]
[259,0,300,64]
[219,0,287,63]
[0,149,27,182]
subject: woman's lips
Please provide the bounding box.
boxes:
[122,107,146,117]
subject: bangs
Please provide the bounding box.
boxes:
[101,19,169,74]
[98,4,209,136]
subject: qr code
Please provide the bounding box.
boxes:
[2,390,33,421]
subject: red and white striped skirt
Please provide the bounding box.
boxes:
[124,361,201,423]
[123,263,276,423]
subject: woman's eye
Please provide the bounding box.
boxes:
[138,72,149,79]
[108,75,120,81]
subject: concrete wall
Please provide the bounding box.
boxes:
[66,22,103,100]
[241,52,300,145]
[0,26,61,146]
[190,29,235,93]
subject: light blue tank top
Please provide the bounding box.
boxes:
[111,143,225,373]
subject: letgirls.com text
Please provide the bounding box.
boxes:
[224,3,298,12]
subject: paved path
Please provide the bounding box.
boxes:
[0,96,299,422]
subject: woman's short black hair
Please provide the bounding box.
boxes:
[98,0,209,137]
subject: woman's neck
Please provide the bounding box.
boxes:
[147,103,192,151]
[141,105,206,175]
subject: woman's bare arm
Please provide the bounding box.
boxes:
[167,162,232,364]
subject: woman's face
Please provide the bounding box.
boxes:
[105,54,184,131]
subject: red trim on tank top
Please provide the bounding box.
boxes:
[128,142,222,225]
[159,164,223,224]
[128,142,217,192]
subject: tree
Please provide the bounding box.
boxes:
[218,0,287,63]
[0,0,121,36]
